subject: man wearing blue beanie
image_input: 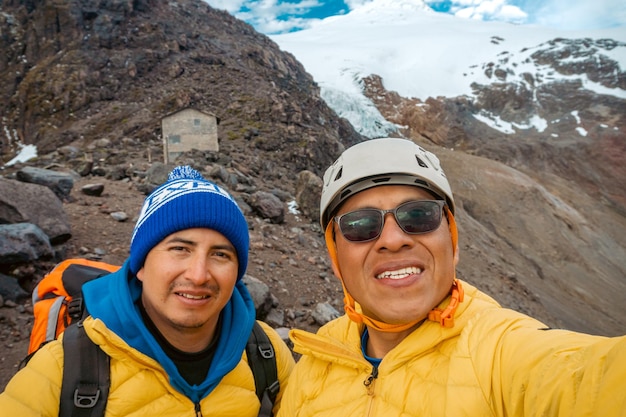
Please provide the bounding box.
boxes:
[1,166,294,416]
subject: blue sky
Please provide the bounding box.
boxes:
[205,0,626,34]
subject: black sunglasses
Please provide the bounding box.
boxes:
[334,200,445,242]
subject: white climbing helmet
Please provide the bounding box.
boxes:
[320,138,455,229]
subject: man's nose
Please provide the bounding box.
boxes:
[375,212,414,249]
[184,254,209,284]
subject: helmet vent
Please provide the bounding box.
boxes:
[415,155,429,168]
[333,167,343,181]
[413,179,430,188]
[372,177,391,184]
[340,189,352,199]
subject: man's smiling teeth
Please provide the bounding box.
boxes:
[177,292,209,300]
[376,266,422,280]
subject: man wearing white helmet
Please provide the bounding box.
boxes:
[277,138,625,417]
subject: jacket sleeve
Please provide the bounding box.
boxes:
[0,339,64,417]
[469,310,626,417]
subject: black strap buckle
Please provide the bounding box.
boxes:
[258,342,275,359]
[67,297,84,321]
[73,384,101,408]
[266,380,280,398]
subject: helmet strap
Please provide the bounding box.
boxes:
[324,207,463,332]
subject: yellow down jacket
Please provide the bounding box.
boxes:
[0,317,295,417]
[277,281,626,417]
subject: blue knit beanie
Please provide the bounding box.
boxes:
[129,166,249,280]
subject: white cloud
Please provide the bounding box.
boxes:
[532,0,626,30]
[345,0,371,7]
[446,0,626,30]
[205,0,246,13]
[208,0,329,33]
[442,1,528,24]
[499,5,526,20]
[205,0,626,34]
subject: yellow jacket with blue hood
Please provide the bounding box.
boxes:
[1,261,294,416]
[0,166,295,416]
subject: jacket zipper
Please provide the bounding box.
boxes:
[364,366,378,415]
[363,365,378,395]
[195,402,203,417]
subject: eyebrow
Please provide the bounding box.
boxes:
[345,198,430,212]
[164,236,236,252]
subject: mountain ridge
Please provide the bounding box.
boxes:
[0,0,624,389]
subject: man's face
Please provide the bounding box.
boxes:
[332,185,458,325]
[136,228,238,350]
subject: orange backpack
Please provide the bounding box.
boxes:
[28,258,120,354]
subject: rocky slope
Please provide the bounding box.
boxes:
[0,0,361,180]
[1,0,625,391]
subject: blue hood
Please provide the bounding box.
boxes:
[82,260,256,402]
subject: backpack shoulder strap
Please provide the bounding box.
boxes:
[246,321,279,417]
[59,321,110,417]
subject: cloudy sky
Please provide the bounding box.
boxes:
[205,0,626,34]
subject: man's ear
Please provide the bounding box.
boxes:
[325,222,343,279]
[331,257,341,279]
[136,267,145,282]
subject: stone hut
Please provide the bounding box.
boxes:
[161,108,219,163]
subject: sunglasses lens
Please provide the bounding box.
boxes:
[338,210,382,242]
[397,201,442,234]
[336,201,444,242]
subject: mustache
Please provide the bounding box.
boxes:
[169,282,220,293]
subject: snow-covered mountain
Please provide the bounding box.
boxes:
[271,0,626,138]
[272,2,626,335]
